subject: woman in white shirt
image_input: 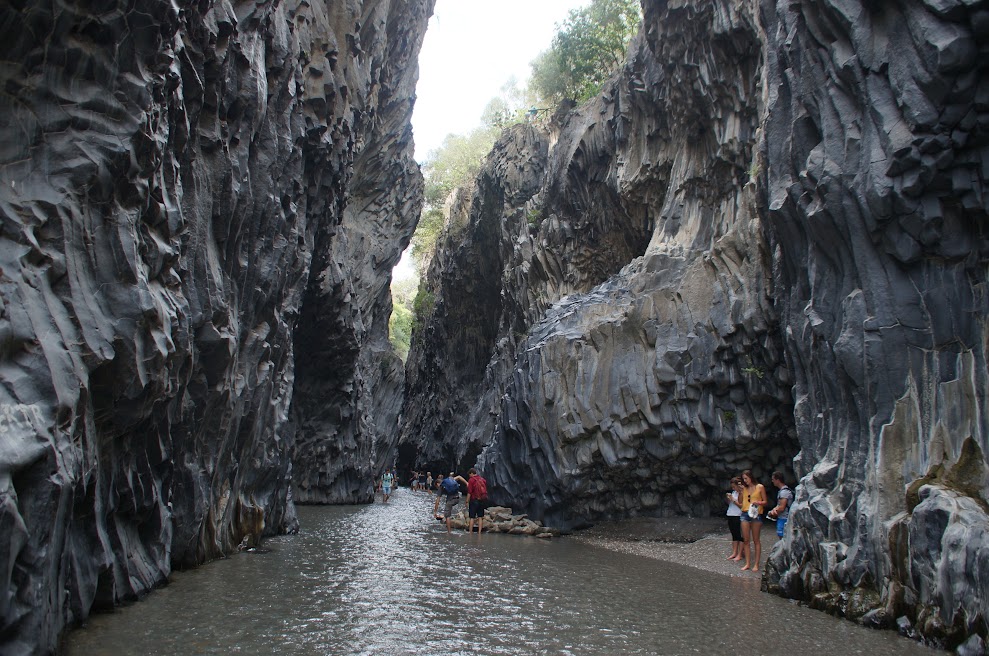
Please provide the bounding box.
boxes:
[724,476,744,561]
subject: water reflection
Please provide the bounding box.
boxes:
[65,490,939,655]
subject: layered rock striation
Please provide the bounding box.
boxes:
[0,1,430,653]
[403,0,988,650]
[402,0,798,527]
[760,0,989,651]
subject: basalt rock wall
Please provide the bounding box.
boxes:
[0,1,430,654]
[402,0,799,526]
[760,0,989,651]
[404,0,988,650]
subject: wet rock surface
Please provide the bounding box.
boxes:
[403,0,988,651]
[0,1,431,653]
[442,505,561,538]
[760,0,989,651]
[403,0,797,529]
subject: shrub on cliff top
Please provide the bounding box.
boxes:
[530,0,641,104]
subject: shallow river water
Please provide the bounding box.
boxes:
[65,489,939,656]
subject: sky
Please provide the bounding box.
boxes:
[394,0,589,280]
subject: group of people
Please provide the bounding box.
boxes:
[431,468,488,534]
[408,471,433,491]
[378,466,491,535]
[388,465,794,559]
[724,470,793,572]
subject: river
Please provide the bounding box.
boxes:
[64,489,939,655]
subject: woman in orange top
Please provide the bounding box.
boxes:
[738,469,768,572]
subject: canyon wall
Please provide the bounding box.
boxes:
[760,0,989,651]
[403,0,988,650]
[0,1,430,653]
[401,0,799,525]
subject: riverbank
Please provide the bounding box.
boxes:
[570,516,779,579]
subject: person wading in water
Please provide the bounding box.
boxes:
[466,468,488,534]
[433,472,467,533]
[381,468,395,503]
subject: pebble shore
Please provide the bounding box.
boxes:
[569,517,779,579]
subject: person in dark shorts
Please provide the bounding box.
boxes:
[433,472,467,533]
[466,468,489,534]
[724,476,744,560]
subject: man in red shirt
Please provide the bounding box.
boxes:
[466,468,489,534]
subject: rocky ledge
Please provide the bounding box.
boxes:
[442,505,561,538]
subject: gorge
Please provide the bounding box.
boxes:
[0,1,986,655]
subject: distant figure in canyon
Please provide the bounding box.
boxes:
[466,468,489,534]
[767,472,794,538]
[381,468,395,502]
[739,470,768,572]
[426,472,433,490]
[725,477,744,561]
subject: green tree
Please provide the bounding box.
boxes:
[410,125,499,270]
[388,278,418,361]
[410,207,446,269]
[422,128,498,206]
[530,0,641,105]
[480,77,538,129]
[388,298,413,361]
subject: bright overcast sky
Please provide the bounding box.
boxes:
[394,0,588,281]
[411,0,589,160]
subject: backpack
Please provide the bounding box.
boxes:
[474,476,488,500]
[441,477,459,496]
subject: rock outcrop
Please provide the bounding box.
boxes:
[443,505,561,537]
[401,0,798,528]
[0,1,431,653]
[760,0,989,651]
[402,0,988,650]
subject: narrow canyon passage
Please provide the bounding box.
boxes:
[1,0,987,653]
[64,490,938,656]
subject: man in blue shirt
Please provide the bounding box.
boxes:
[768,471,794,538]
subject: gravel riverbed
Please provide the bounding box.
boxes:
[570,517,780,579]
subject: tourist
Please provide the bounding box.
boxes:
[767,471,794,538]
[433,472,467,533]
[381,467,394,503]
[724,476,744,561]
[739,469,767,572]
[466,468,489,534]
[426,471,433,491]
[433,473,446,521]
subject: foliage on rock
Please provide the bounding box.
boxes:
[529,0,641,104]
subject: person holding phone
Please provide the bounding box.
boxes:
[725,477,744,561]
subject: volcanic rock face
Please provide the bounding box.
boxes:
[0,1,430,653]
[404,0,988,649]
[402,0,798,527]
[760,0,989,650]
